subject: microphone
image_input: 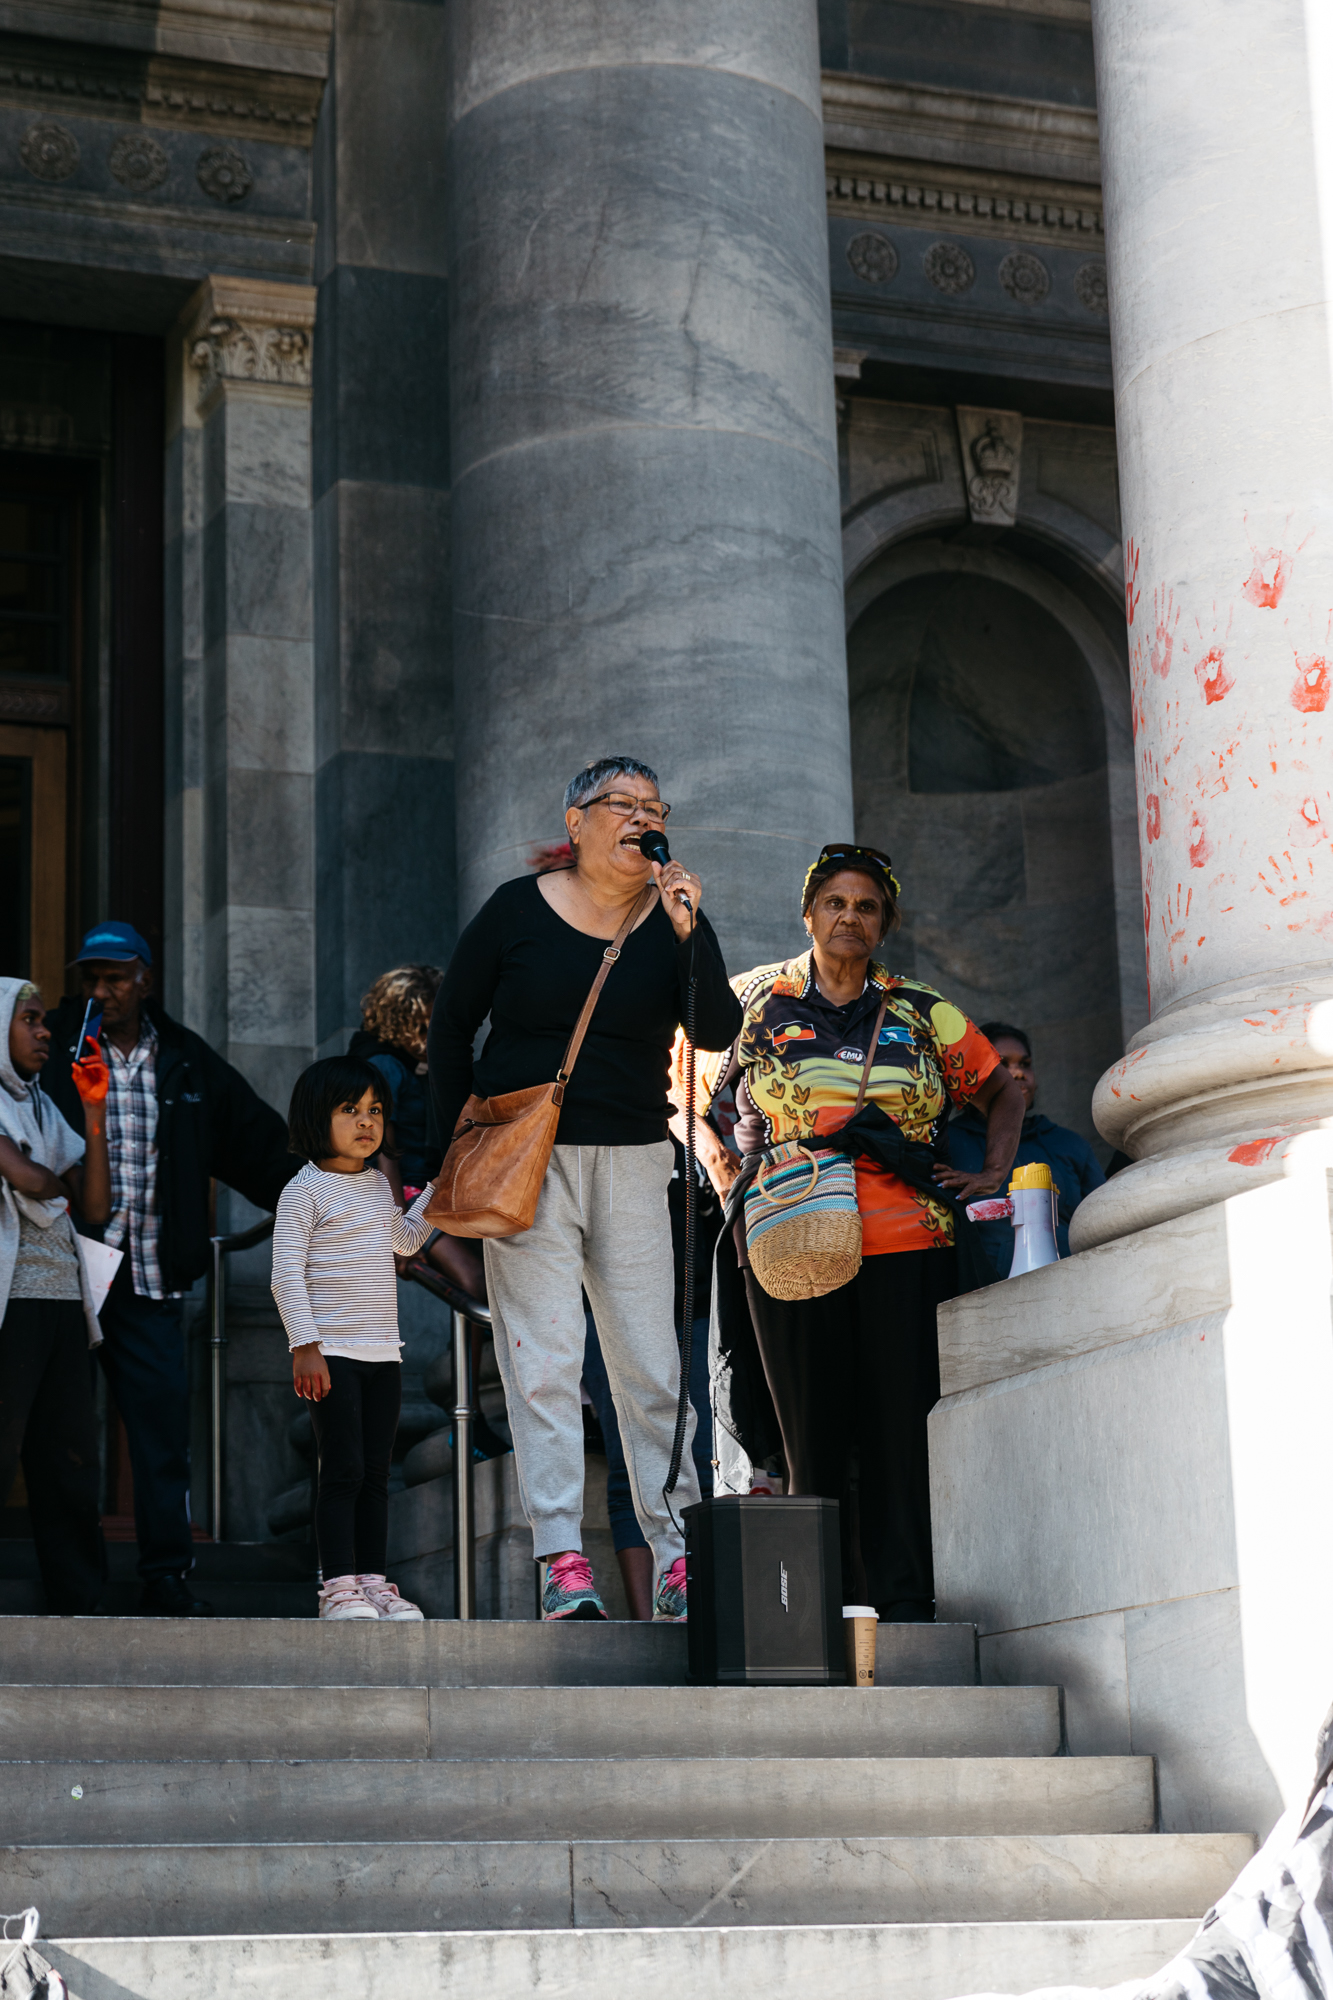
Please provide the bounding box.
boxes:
[636,828,692,911]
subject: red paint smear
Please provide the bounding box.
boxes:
[1241,549,1292,609]
[1145,794,1161,841]
[1195,647,1233,703]
[1291,653,1330,712]
[1187,811,1212,868]
[1228,1136,1282,1166]
[1125,537,1141,627]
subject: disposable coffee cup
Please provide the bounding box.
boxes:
[842,1603,878,1687]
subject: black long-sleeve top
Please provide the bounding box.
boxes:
[429,875,743,1150]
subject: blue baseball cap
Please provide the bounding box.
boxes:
[71,922,153,968]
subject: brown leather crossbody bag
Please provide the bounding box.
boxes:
[425,886,657,1240]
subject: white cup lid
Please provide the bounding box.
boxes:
[842,1604,878,1619]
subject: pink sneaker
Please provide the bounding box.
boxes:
[653,1556,688,1622]
[356,1573,424,1621]
[541,1551,607,1621]
[318,1575,378,1622]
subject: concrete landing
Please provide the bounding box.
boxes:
[43,1920,1204,1999]
[8,1833,1254,1936]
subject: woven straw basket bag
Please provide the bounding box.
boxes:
[743,995,889,1302]
[745,1141,862,1300]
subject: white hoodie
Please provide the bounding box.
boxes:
[0,977,102,1345]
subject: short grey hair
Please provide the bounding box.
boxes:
[563,757,660,815]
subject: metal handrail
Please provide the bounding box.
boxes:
[207,1214,275,1542]
[402,1259,491,1620]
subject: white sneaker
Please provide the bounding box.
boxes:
[318,1575,379,1621]
[356,1573,425,1621]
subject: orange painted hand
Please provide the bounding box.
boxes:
[72,1038,110,1105]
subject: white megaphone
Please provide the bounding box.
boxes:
[1007,1161,1060,1275]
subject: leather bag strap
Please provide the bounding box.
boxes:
[853,995,891,1115]
[554,886,658,1100]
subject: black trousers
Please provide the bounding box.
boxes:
[0,1298,106,1614]
[96,1260,192,1580]
[308,1357,402,1579]
[744,1248,955,1617]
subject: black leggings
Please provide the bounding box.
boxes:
[308,1357,401,1579]
[744,1248,955,1617]
[0,1298,106,1614]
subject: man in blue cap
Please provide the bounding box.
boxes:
[44,924,297,1615]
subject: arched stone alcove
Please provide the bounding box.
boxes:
[846,539,1142,1150]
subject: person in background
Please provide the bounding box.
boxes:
[272,1056,437,1622]
[0,979,110,1613]
[43,923,298,1617]
[947,1023,1106,1275]
[351,965,507,1459]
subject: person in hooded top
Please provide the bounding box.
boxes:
[0,978,111,1612]
[947,1023,1106,1273]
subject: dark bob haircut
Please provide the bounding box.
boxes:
[287,1055,393,1162]
[980,1022,1032,1057]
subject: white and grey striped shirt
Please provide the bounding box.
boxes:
[271,1164,435,1361]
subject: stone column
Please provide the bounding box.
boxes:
[165,277,317,1135]
[447,0,852,970]
[1072,0,1333,1248]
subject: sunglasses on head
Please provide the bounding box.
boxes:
[809,844,902,898]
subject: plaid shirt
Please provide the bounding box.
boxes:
[102,1018,169,1299]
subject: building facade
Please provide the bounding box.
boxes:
[0,0,1137,1159]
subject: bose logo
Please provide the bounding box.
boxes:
[779,1562,789,1612]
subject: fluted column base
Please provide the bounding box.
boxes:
[1071,971,1333,1249]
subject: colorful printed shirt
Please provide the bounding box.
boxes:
[682,953,999,1255]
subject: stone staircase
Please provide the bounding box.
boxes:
[0,1615,1252,1999]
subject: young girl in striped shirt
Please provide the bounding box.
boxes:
[272,1056,436,1622]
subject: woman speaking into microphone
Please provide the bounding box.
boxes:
[428,759,741,1622]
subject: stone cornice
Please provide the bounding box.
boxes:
[821,72,1101,187]
[827,150,1102,244]
[0,32,323,141]
[0,0,331,80]
[184,273,316,411]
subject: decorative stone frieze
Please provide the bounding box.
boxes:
[196,146,252,204]
[1075,260,1109,313]
[846,231,898,283]
[822,74,1101,185]
[185,277,316,410]
[828,163,1103,243]
[0,38,323,148]
[924,241,975,293]
[109,132,169,192]
[18,120,78,181]
[956,406,1023,526]
[998,250,1050,304]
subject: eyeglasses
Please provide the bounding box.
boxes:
[580,793,671,823]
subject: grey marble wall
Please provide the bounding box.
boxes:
[447,0,852,970]
[311,0,454,1054]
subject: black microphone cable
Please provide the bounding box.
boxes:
[636,826,698,1530]
[663,905,697,1530]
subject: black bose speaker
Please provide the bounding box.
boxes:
[683,1496,844,1684]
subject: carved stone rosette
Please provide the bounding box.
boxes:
[186,278,316,411]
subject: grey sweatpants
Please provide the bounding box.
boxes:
[483,1141,700,1579]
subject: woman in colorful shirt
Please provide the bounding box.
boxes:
[687,843,1023,1622]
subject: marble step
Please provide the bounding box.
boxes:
[1,1755,1156,1844]
[1,1831,1254,1937]
[0,1682,1058,1763]
[0,1615,978,1688]
[40,1918,1204,2000]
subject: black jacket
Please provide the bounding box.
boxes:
[43,996,298,1293]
